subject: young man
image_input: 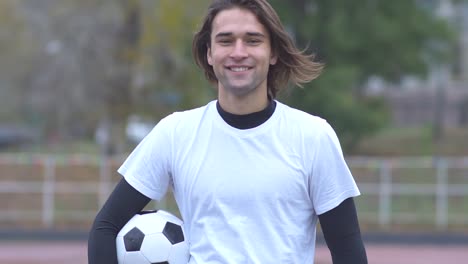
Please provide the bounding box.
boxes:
[88,0,368,263]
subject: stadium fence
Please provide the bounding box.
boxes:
[0,154,467,231]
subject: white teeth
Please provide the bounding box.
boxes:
[230,67,249,72]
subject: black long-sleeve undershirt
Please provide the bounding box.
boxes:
[319,198,368,263]
[88,179,150,264]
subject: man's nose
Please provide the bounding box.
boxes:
[230,40,248,59]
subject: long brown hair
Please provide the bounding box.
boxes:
[192,0,323,98]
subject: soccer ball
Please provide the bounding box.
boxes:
[116,210,189,264]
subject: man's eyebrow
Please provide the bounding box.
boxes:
[214,32,266,38]
[214,32,233,38]
[246,32,266,38]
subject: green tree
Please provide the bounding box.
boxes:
[135,0,213,118]
[271,0,455,151]
[102,0,214,153]
[0,0,33,122]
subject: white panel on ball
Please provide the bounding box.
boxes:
[140,233,173,262]
[135,213,167,235]
[168,241,190,264]
[123,252,151,263]
[158,210,183,225]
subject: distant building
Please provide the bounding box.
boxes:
[383,81,468,127]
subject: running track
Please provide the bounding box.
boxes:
[0,241,467,264]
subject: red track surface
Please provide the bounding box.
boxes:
[0,241,467,264]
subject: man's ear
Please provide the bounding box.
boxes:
[270,52,278,65]
[207,46,213,66]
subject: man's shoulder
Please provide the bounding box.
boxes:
[161,100,215,128]
[172,101,213,117]
[277,101,328,128]
[275,101,338,144]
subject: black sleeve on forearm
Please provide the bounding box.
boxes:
[318,197,368,264]
[88,178,151,264]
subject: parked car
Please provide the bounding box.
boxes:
[0,125,36,150]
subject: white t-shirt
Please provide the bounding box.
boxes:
[118,100,360,264]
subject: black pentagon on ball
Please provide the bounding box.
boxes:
[162,222,184,245]
[138,210,158,215]
[123,227,145,251]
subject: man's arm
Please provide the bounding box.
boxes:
[318,198,368,264]
[88,178,151,264]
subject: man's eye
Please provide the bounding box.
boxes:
[218,39,232,45]
[247,39,261,45]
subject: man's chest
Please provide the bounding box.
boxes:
[172,135,311,209]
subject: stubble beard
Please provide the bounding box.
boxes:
[219,75,266,98]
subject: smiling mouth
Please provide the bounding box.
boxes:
[227,67,251,72]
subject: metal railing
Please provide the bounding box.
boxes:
[0,154,467,231]
[348,156,468,230]
[0,154,121,229]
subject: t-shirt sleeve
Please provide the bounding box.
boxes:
[118,115,174,201]
[309,120,360,215]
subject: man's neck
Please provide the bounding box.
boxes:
[216,99,276,129]
[217,89,269,115]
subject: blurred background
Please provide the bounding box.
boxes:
[0,0,467,263]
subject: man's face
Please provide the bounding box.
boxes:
[207,7,277,98]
